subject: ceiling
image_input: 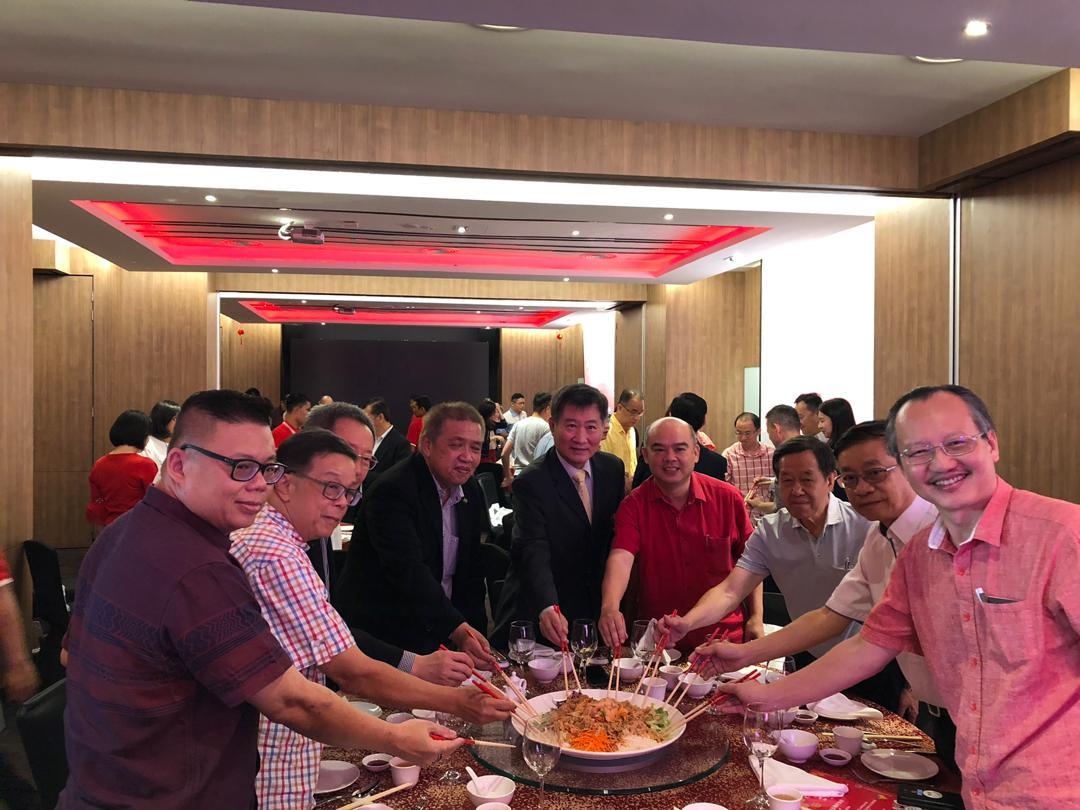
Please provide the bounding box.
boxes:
[0,0,1065,137]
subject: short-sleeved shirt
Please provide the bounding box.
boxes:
[613,474,753,651]
[85,452,158,526]
[825,496,941,705]
[721,442,774,523]
[406,415,423,446]
[60,486,291,810]
[231,506,356,810]
[507,416,551,470]
[271,420,297,448]
[736,495,870,658]
[600,415,637,477]
[862,479,1080,809]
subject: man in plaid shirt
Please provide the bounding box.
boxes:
[722,412,774,522]
[232,429,512,809]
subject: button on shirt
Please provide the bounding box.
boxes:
[736,495,870,658]
[825,496,941,706]
[862,479,1080,809]
[433,476,464,598]
[613,473,753,651]
[600,415,637,477]
[231,506,356,810]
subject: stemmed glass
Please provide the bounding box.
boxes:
[508,620,536,678]
[629,619,651,668]
[742,702,784,808]
[434,711,467,783]
[522,716,562,802]
[570,619,597,685]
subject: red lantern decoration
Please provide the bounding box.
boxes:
[237,328,245,346]
[556,332,563,340]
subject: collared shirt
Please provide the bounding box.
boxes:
[230,506,356,810]
[555,451,593,505]
[272,420,297,448]
[503,407,526,426]
[60,487,291,810]
[600,415,637,476]
[863,479,1080,809]
[507,416,551,470]
[721,441,774,522]
[825,496,941,705]
[372,423,392,454]
[432,475,464,598]
[533,430,555,459]
[406,415,423,446]
[737,495,870,658]
[614,473,753,651]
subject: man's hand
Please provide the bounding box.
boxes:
[656,613,692,645]
[456,688,515,725]
[742,619,766,642]
[539,606,568,646]
[898,686,919,722]
[3,659,38,703]
[694,640,752,676]
[449,624,498,670]
[598,608,627,651]
[712,678,771,714]
[411,649,474,686]
[387,719,466,766]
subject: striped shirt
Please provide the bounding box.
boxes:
[231,506,355,810]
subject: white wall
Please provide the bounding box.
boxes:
[759,222,875,430]
[578,310,616,406]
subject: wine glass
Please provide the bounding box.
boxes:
[508,620,536,677]
[742,702,784,808]
[629,619,651,668]
[570,618,597,683]
[434,711,467,783]
[522,716,561,801]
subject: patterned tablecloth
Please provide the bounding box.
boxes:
[321,674,960,809]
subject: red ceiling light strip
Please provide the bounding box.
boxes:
[239,300,573,328]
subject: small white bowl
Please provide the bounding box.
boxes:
[389,757,421,787]
[777,728,818,764]
[819,747,852,766]
[346,699,382,718]
[793,709,818,726]
[528,658,560,683]
[616,657,644,682]
[466,774,516,806]
[683,804,730,810]
[663,648,682,664]
[677,672,714,698]
[659,664,684,688]
[411,708,436,720]
[476,804,513,810]
[385,712,413,724]
[361,753,392,772]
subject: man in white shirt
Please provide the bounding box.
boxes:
[501,391,552,484]
[502,393,527,426]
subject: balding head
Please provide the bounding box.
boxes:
[643,417,700,492]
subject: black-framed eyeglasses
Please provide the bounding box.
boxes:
[900,433,987,466]
[837,465,898,489]
[287,469,362,507]
[181,444,286,483]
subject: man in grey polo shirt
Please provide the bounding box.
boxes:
[662,436,869,661]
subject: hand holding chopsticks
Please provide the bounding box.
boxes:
[669,626,724,710]
[666,670,760,735]
[552,605,582,693]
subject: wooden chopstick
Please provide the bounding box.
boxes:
[338,781,413,809]
[431,734,516,749]
[669,627,723,709]
[668,671,759,732]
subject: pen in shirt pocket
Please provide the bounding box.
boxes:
[975,587,1021,604]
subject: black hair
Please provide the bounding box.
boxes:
[410,395,432,412]
[244,387,262,397]
[885,385,995,458]
[170,389,272,450]
[477,398,498,422]
[772,435,837,479]
[668,394,706,432]
[833,420,889,461]
[510,392,525,402]
[532,391,553,413]
[363,397,392,423]
[420,402,485,443]
[821,397,856,451]
[550,384,607,423]
[148,399,181,441]
[109,410,152,450]
[677,392,708,417]
[283,393,312,414]
[276,428,357,474]
[305,401,375,440]
[618,388,642,405]
[734,411,761,430]
[765,404,800,432]
[795,392,823,411]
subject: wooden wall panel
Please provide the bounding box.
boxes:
[959,153,1080,501]
[614,306,644,397]
[0,82,918,190]
[873,199,952,416]
[642,286,669,429]
[555,325,585,390]
[499,329,558,409]
[220,315,281,404]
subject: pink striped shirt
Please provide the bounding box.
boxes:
[231,506,355,810]
[862,478,1080,809]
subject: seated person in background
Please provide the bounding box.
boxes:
[632,393,727,487]
[600,417,761,655]
[232,429,512,809]
[501,391,552,486]
[361,397,412,488]
[600,388,645,492]
[660,436,870,667]
[334,402,495,667]
[86,409,158,527]
[406,394,431,446]
[744,403,802,515]
[141,399,181,473]
[477,398,507,462]
[305,402,477,685]
[493,384,624,647]
[722,411,774,523]
[272,392,312,447]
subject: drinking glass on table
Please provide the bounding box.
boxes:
[629,619,651,667]
[570,618,597,682]
[434,711,467,783]
[508,620,536,677]
[742,702,784,809]
[522,716,561,802]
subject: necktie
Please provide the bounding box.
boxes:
[574,468,592,523]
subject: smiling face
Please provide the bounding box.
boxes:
[420,418,483,488]
[894,392,999,519]
[795,402,819,436]
[275,452,358,541]
[644,418,699,490]
[837,438,914,524]
[777,450,834,527]
[552,403,604,468]
[734,417,759,451]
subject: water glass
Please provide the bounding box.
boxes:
[742,702,784,809]
[509,620,536,674]
[522,716,561,800]
[570,618,597,680]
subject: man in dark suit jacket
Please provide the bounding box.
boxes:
[493,384,625,647]
[632,392,728,488]
[363,397,414,486]
[334,402,495,666]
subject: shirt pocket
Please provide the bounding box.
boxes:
[979,599,1042,672]
[703,535,738,579]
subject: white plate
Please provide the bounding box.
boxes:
[805,698,870,721]
[315,760,360,794]
[860,749,939,781]
[510,688,686,762]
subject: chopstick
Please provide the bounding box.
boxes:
[820,732,924,742]
[633,612,675,699]
[440,644,537,718]
[667,671,759,734]
[606,643,617,697]
[431,734,516,749]
[553,605,582,693]
[669,627,723,710]
[339,781,413,809]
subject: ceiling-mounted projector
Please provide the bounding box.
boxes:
[278,222,325,245]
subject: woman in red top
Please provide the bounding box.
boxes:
[86,410,158,527]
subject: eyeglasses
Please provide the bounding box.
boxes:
[181,444,286,484]
[900,433,987,466]
[287,469,362,506]
[837,465,898,489]
[735,430,758,439]
[357,455,378,470]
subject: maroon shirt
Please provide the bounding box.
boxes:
[60,486,291,809]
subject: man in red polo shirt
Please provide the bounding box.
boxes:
[599,417,762,653]
[272,393,312,447]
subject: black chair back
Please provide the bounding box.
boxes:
[475,472,499,512]
[478,542,510,613]
[763,591,791,627]
[16,678,67,809]
[23,541,68,686]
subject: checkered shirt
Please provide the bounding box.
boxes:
[230,505,355,810]
[721,441,774,522]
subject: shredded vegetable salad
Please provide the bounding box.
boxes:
[538,693,671,752]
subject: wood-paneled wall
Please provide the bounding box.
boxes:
[220,315,281,405]
[642,286,670,429]
[555,325,585,390]
[873,198,952,416]
[0,82,918,190]
[499,329,559,409]
[614,306,644,397]
[959,153,1080,501]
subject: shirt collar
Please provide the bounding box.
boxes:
[144,485,232,550]
[555,451,592,482]
[431,472,464,507]
[787,494,844,534]
[643,471,706,505]
[882,495,938,547]
[731,442,768,458]
[608,414,629,438]
[257,503,308,549]
[926,477,1011,550]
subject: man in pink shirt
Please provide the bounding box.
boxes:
[713,385,1080,808]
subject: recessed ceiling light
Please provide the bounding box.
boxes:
[456,225,468,234]
[279,207,290,212]
[518,306,525,310]
[475,310,482,314]
[563,277,570,282]
[571,229,581,236]
[484,325,492,330]
[270,268,279,273]
[964,19,990,37]
[204,194,217,202]
[300,299,307,304]
[663,213,675,221]
[320,321,326,326]
[473,23,528,32]
[911,56,965,64]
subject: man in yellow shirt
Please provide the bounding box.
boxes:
[600,388,644,492]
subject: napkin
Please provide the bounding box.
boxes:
[748,757,848,797]
[812,693,884,721]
